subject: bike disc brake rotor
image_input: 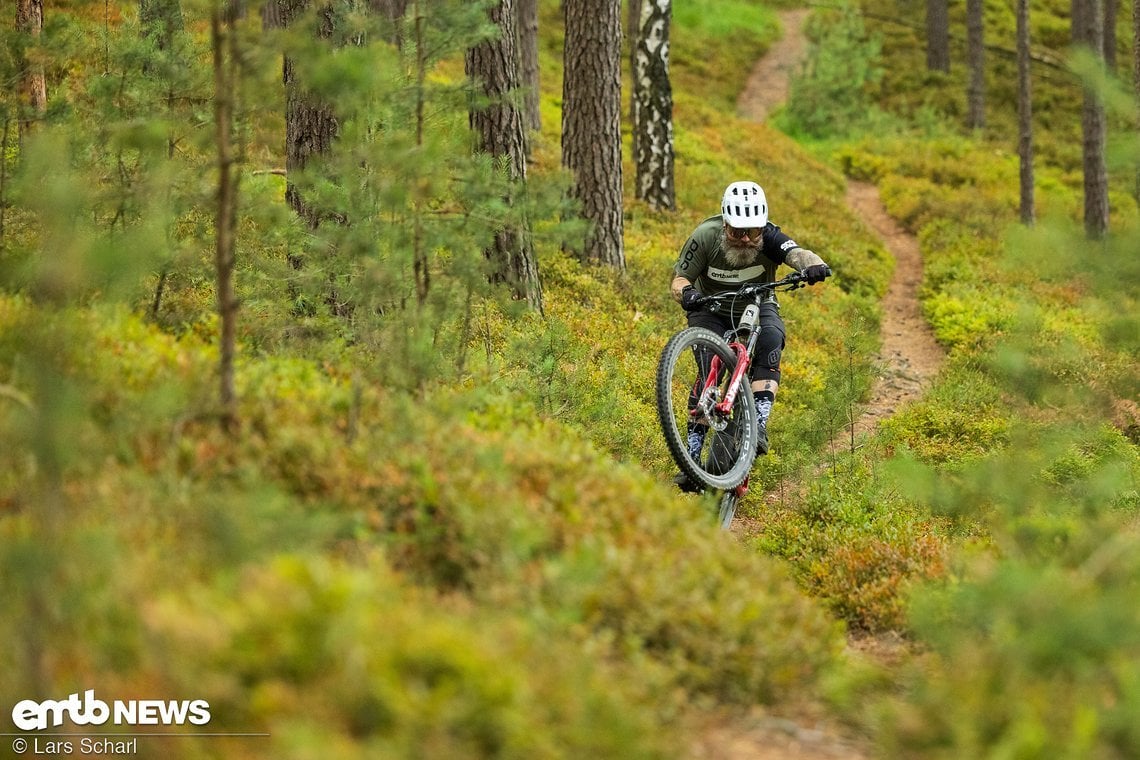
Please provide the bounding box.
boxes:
[692,387,729,432]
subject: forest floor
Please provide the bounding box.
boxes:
[686,8,946,759]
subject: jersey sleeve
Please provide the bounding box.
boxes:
[761,224,800,265]
[673,231,709,281]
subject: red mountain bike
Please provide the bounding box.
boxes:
[655,270,824,529]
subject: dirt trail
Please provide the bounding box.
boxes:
[736,7,945,492]
[843,182,946,436]
[688,9,946,760]
[736,8,811,124]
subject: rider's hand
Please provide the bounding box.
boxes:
[680,286,705,311]
[802,264,831,284]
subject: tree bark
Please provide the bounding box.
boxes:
[1103,0,1117,69]
[926,0,950,72]
[627,0,641,124]
[15,0,48,138]
[1017,0,1035,225]
[1077,0,1109,238]
[369,0,407,46]
[265,0,339,236]
[212,7,240,432]
[1133,0,1140,202]
[632,0,674,211]
[966,0,985,128]
[466,0,543,312]
[516,0,541,132]
[562,0,624,269]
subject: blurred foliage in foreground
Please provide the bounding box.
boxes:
[1,0,1138,755]
[0,0,857,756]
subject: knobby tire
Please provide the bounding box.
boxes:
[656,327,757,493]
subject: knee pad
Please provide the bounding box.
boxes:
[750,325,785,383]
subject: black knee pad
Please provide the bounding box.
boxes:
[750,308,785,383]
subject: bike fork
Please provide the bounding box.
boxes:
[715,342,752,416]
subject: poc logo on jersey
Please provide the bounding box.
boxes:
[779,239,799,251]
[11,690,211,731]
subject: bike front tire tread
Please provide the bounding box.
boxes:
[656,327,758,493]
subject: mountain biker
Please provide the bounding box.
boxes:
[671,180,831,492]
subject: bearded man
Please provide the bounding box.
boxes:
[670,180,830,491]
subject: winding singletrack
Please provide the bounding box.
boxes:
[688,9,947,760]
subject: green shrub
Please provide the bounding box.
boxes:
[784,3,884,139]
[757,453,951,631]
[877,555,1140,758]
[879,365,1011,466]
[148,554,674,760]
[338,398,846,703]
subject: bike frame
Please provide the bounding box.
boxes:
[690,325,757,423]
[715,336,756,416]
[687,272,811,496]
[663,271,821,507]
[693,334,756,499]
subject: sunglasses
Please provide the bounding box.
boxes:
[726,224,762,240]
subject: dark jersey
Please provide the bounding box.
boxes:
[673,215,800,300]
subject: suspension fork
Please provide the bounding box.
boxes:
[715,329,759,415]
[689,352,724,423]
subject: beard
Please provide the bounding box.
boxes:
[719,229,761,268]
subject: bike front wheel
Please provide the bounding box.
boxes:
[717,489,739,531]
[656,327,757,493]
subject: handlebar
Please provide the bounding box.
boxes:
[690,267,831,312]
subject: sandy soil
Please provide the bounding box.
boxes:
[689,9,947,759]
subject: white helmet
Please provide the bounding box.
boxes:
[721,181,768,228]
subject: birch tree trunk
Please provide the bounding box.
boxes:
[632,0,674,211]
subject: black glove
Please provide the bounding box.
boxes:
[680,286,705,311]
[802,264,831,284]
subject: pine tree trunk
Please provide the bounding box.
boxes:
[926,0,950,72]
[369,0,407,46]
[15,0,47,138]
[562,0,625,270]
[212,8,240,432]
[1078,0,1109,238]
[516,0,541,132]
[1017,0,1035,225]
[284,61,339,232]
[466,0,543,312]
[632,0,674,211]
[627,0,641,124]
[1133,0,1140,202]
[1103,0,1117,70]
[264,0,339,236]
[966,0,985,129]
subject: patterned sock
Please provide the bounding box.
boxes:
[687,428,706,459]
[753,390,774,429]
